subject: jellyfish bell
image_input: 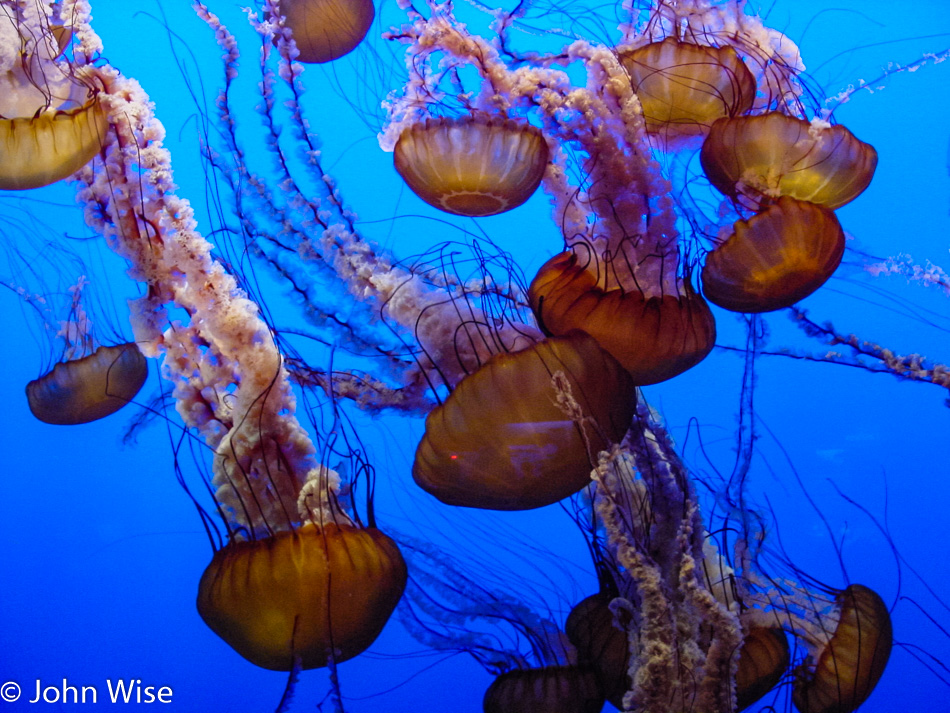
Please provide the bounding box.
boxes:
[275,0,375,64]
[0,95,108,190]
[393,115,550,217]
[701,197,846,313]
[565,592,630,710]
[0,6,108,190]
[412,331,635,511]
[529,250,716,385]
[26,342,148,425]
[618,37,756,140]
[792,584,893,713]
[482,665,605,713]
[3,238,148,425]
[197,520,407,670]
[736,626,790,711]
[700,112,877,210]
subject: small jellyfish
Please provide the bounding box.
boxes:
[529,251,716,385]
[412,331,635,510]
[393,116,549,217]
[277,0,375,64]
[197,521,407,670]
[482,666,605,713]
[792,584,892,713]
[0,6,108,190]
[735,627,790,711]
[701,197,845,313]
[4,229,145,424]
[700,113,877,209]
[619,38,755,138]
[26,342,148,425]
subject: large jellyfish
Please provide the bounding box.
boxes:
[0,0,107,190]
[1,0,949,711]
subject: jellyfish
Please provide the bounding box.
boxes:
[566,590,790,711]
[393,116,550,217]
[570,412,746,712]
[618,37,755,140]
[413,331,635,510]
[698,114,874,311]
[0,1,108,190]
[483,666,604,713]
[529,250,716,384]
[792,584,893,713]
[583,412,882,713]
[2,236,148,425]
[565,592,630,709]
[397,534,608,713]
[700,113,878,210]
[735,627,790,711]
[272,0,375,64]
[701,197,845,313]
[26,342,147,424]
[197,469,408,671]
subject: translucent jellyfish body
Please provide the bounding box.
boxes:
[278,0,375,64]
[26,342,147,425]
[412,332,635,510]
[393,116,549,217]
[482,666,605,713]
[196,522,407,670]
[529,251,716,384]
[792,585,892,713]
[700,113,877,209]
[619,38,755,138]
[701,197,845,313]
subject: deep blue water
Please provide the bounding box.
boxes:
[1,1,949,711]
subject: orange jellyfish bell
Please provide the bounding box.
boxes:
[0,8,109,190]
[278,0,375,64]
[565,592,630,709]
[412,331,635,510]
[393,116,549,217]
[701,197,845,313]
[25,342,147,425]
[528,251,716,385]
[0,92,108,191]
[700,112,877,209]
[619,38,756,138]
[736,627,790,711]
[197,521,407,671]
[792,584,893,713]
[483,666,605,713]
